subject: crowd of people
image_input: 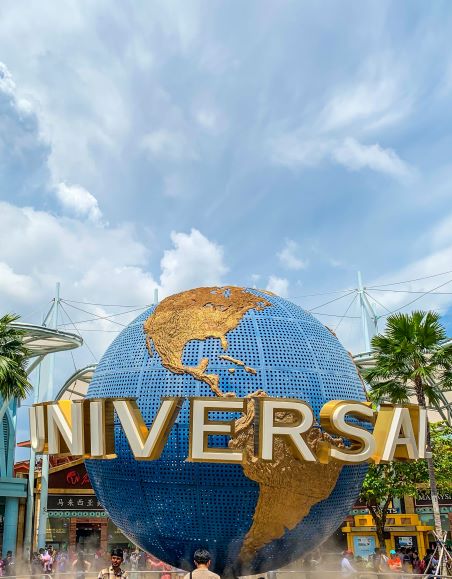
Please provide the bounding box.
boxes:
[0,546,179,578]
[340,545,448,575]
[2,543,452,578]
[24,547,215,579]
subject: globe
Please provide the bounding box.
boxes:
[86,287,366,576]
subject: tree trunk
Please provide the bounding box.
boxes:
[414,376,443,536]
[368,500,390,551]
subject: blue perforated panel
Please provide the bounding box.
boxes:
[86,289,366,575]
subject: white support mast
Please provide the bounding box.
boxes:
[357,271,378,352]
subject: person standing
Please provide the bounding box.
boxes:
[98,548,129,579]
[183,549,220,579]
[56,550,69,575]
[421,549,438,576]
[72,551,92,579]
[3,552,15,577]
[31,552,42,576]
[411,552,422,574]
[387,550,402,573]
[371,547,388,575]
[340,550,357,576]
[129,550,140,579]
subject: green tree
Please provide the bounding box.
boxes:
[414,421,452,493]
[0,313,32,400]
[360,422,452,547]
[360,461,420,548]
[363,311,452,536]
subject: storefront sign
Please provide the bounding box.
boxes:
[353,499,399,514]
[395,536,418,551]
[415,493,452,507]
[48,494,105,512]
[353,536,376,559]
[50,465,91,488]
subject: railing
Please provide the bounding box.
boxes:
[1,575,53,579]
[6,570,452,579]
[276,572,452,579]
[26,571,187,579]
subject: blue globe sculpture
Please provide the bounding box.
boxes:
[86,287,366,576]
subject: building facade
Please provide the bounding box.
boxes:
[0,398,27,556]
[34,458,131,553]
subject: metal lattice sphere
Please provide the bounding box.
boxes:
[86,287,366,575]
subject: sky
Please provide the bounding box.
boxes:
[1,1,452,452]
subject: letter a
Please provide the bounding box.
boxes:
[372,404,419,463]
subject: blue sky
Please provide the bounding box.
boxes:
[1,2,452,449]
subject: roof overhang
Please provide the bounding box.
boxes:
[55,365,96,401]
[12,323,83,358]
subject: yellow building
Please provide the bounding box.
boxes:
[342,513,433,559]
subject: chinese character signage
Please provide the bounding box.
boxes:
[49,464,91,489]
[48,494,104,512]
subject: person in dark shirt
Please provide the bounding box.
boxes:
[4,551,15,577]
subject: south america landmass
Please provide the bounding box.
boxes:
[229,394,344,563]
[143,286,344,564]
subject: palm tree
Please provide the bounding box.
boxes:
[0,313,32,400]
[363,310,452,537]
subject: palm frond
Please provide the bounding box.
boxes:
[368,380,411,404]
[0,314,32,400]
[367,310,451,413]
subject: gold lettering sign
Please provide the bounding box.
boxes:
[318,400,375,464]
[29,397,427,465]
[371,403,426,463]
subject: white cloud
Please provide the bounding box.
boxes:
[160,229,228,295]
[321,77,408,132]
[0,262,36,302]
[332,138,412,180]
[0,202,233,358]
[141,129,195,161]
[270,135,412,181]
[0,63,105,228]
[196,109,217,130]
[0,201,155,348]
[277,239,307,270]
[268,58,413,181]
[56,182,103,223]
[266,275,289,297]
[0,61,34,116]
[269,135,331,169]
[0,61,51,197]
[0,62,16,96]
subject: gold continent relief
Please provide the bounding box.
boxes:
[143,287,343,562]
[143,286,270,397]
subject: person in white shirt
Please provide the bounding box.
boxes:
[341,550,357,575]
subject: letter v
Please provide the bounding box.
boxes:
[113,397,183,460]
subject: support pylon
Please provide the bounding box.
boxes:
[357,271,378,351]
[35,282,60,550]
